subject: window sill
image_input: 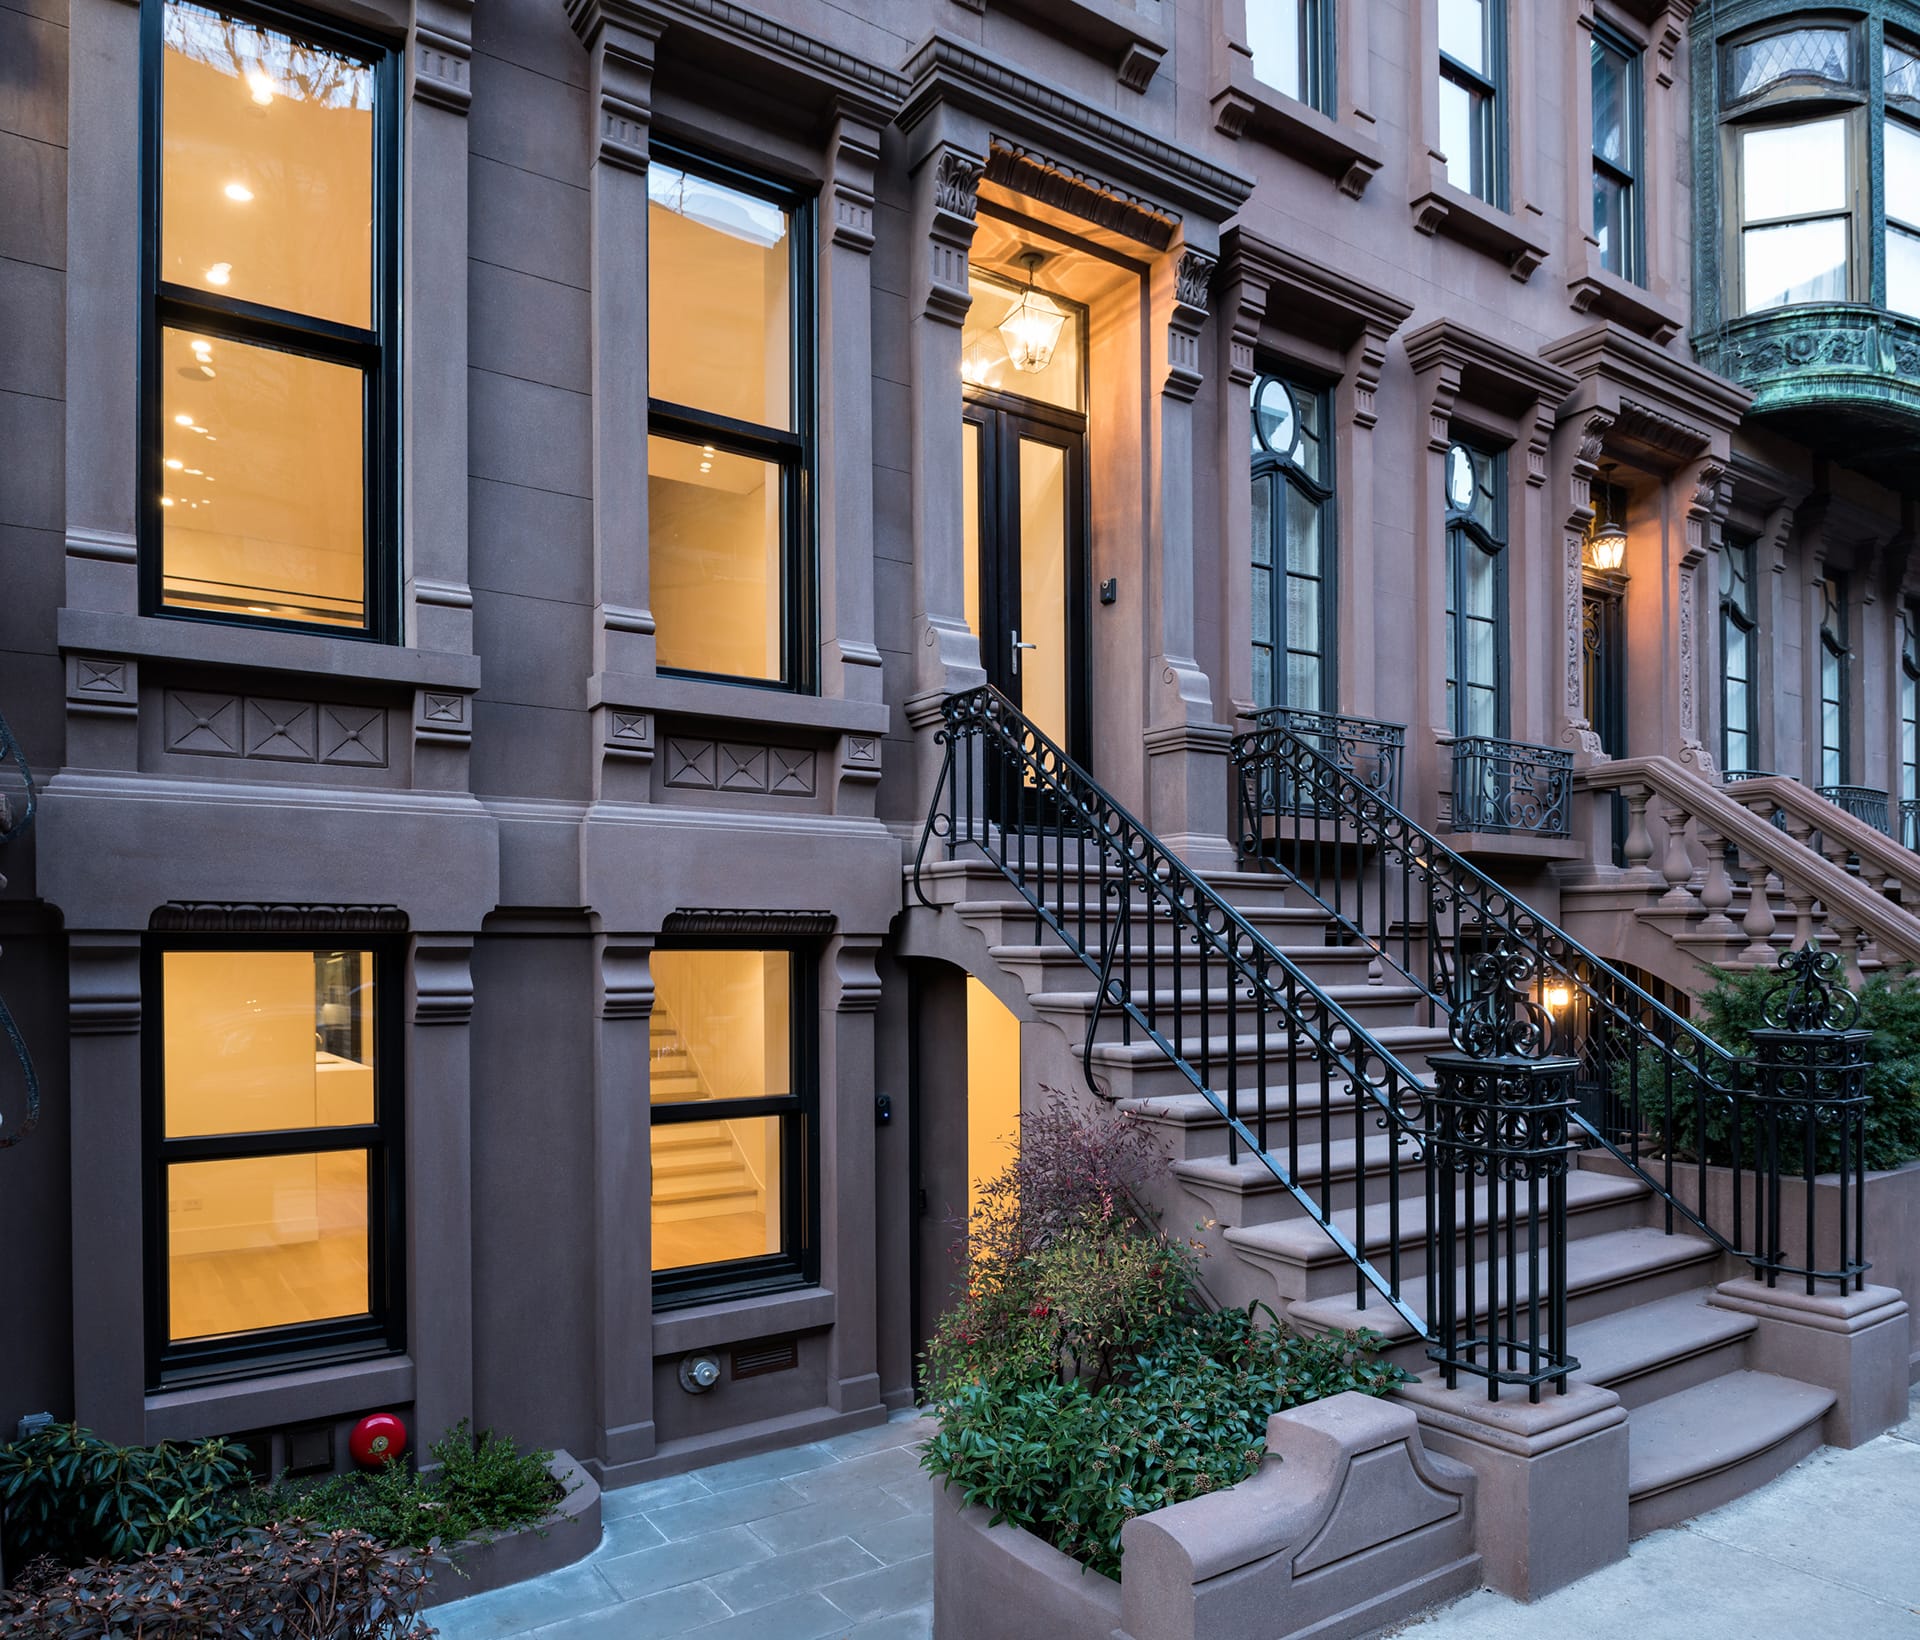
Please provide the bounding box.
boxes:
[1567,256,1684,345]
[145,1353,414,1443]
[1410,175,1549,283]
[651,1286,836,1355]
[970,0,1168,91]
[594,669,890,738]
[58,608,480,693]
[1210,64,1381,198]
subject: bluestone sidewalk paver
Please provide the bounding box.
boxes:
[433,1391,1920,1640]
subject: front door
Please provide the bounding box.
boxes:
[1583,585,1627,860]
[963,396,1090,767]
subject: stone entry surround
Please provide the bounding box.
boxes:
[429,1390,1920,1639]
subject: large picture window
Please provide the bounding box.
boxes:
[142,0,399,637]
[648,150,814,690]
[147,942,401,1384]
[1438,0,1505,206]
[1819,573,1850,787]
[1249,373,1336,713]
[1720,535,1759,775]
[1444,439,1508,740]
[649,946,816,1306]
[1246,0,1334,114]
[1591,22,1645,284]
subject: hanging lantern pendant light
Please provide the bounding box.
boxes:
[998,250,1068,374]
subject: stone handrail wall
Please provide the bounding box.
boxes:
[1578,757,1920,971]
[1725,774,1919,907]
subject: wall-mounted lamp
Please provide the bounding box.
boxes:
[998,251,1067,374]
[1543,982,1573,1014]
[1587,466,1628,574]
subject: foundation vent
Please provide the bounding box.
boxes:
[731,1337,799,1379]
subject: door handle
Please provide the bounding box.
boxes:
[1011,629,1037,676]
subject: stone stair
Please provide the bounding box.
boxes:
[914,851,1844,1539]
[648,1009,762,1222]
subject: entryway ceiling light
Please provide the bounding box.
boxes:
[998,251,1067,375]
[1590,521,1628,574]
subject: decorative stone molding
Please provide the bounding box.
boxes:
[828,111,881,255]
[660,908,836,937]
[413,687,472,749]
[66,655,134,719]
[983,140,1179,252]
[68,936,141,1038]
[1161,245,1216,404]
[921,144,983,327]
[162,690,390,768]
[933,148,983,220]
[412,937,475,1027]
[829,935,883,1014]
[662,738,816,797]
[411,0,474,115]
[150,902,408,933]
[604,709,653,755]
[599,940,653,1021]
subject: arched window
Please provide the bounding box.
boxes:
[1249,374,1336,712]
[1444,439,1507,740]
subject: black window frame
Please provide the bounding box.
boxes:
[1819,571,1851,786]
[138,0,403,644]
[1444,436,1510,741]
[1249,370,1338,714]
[143,933,406,1390]
[1591,18,1647,285]
[1901,598,1919,845]
[1246,0,1338,116]
[1438,0,1508,208]
[648,939,820,1310]
[1719,533,1760,776]
[647,142,818,696]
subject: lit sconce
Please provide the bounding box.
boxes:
[1590,521,1628,574]
[997,251,1067,375]
[1586,463,1628,574]
[1543,982,1573,1014]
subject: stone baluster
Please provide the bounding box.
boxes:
[1828,914,1866,985]
[1695,823,1738,937]
[1620,784,1657,882]
[1735,849,1779,965]
[1778,877,1818,951]
[1658,799,1699,909]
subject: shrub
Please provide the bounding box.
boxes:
[0,1424,250,1566]
[0,1523,435,1639]
[1629,962,1920,1171]
[235,1420,563,1554]
[923,1306,1405,1579]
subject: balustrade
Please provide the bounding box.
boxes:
[1450,735,1573,838]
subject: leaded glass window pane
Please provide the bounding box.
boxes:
[1889,38,1920,109]
[1727,26,1853,103]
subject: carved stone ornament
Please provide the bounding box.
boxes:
[1174,248,1217,315]
[933,150,983,220]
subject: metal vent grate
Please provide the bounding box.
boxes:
[731,1337,799,1379]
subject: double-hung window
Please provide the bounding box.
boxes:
[1444,439,1508,741]
[1818,573,1850,787]
[649,945,817,1306]
[1902,602,1919,847]
[144,0,399,638]
[1887,37,1920,316]
[647,150,815,690]
[1591,23,1645,284]
[1246,0,1334,114]
[1438,0,1505,206]
[148,941,402,1384]
[1719,535,1759,776]
[1249,374,1336,713]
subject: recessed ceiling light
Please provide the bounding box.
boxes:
[205,263,232,286]
[166,458,184,470]
[246,70,275,106]
[223,182,254,203]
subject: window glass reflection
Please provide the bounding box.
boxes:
[1247,0,1304,100]
[1743,218,1848,309]
[1741,119,1845,219]
[648,436,783,681]
[1438,0,1486,75]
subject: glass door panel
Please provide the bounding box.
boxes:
[1016,436,1070,750]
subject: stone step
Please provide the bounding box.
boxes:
[1566,1289,1758,1410]
[1174,1131,1417,1222]
[1626,1371,1834,1537]
[1118,1085,1365,1158]
[1282,1227,1722,1365]
[1224,1170,1650,1302]
[1087,1022,1451,1103]
[984,939,1383,997]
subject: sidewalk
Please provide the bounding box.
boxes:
[429,1390,1920,1640]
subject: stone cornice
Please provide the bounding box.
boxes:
[1218,226,1415,346]
[897,32,1253,224]
[1402,319,1579,414]
[1541,321,1751,434]
[567,0,908,123]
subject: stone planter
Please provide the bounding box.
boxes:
[932,1394,1480,1640]
[419,1450,601,1608]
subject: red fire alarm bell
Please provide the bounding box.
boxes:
[349,1412,407,1469]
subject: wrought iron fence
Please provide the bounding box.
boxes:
[1241,707,1405,818]
[1815,784,1892,836]
[1450,735,1573,838]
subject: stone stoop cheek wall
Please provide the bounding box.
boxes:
[932,1392,1479,1640]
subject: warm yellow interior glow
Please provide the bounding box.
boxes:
[647,162,790,428]
[1017,438,1069,747]
[648,436,782,679]
[160,328,367,625]
[162,2,374,327]
[649,951,792,1273]
[960,269,1084,413]
[966,977,1021,1225]
[169,1151,369,1341]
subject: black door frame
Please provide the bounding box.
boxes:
[1584,581,1628,863]
[963,388,1092,768]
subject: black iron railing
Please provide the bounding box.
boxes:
[916,687,1432,1335]
[1815,784,1891,836]
[1450,735,1573,837]
[1242,707,1405,816]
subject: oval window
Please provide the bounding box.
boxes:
[1252,376,1298,458]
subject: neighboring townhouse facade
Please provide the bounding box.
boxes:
[0,0,1915,1500]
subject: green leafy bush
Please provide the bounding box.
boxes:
[0,1523,434,1639]
[923,1307,1404,1579]
[1630,963,1920,1171]
[235,1420,562,1553]
[0,1424,250,1566]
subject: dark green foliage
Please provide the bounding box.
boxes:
[0,1523,435,1638]
[1631,964,1920,1171]
[235,1420,562,1554]
[0,1424,250,1566]
[922,1307,1406,1580]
